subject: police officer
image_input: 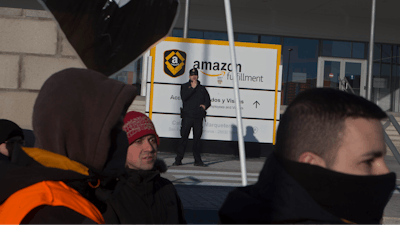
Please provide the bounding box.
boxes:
[173,68,211,167]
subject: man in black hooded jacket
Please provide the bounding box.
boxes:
[0,68,136,223]
[219,88,396,224]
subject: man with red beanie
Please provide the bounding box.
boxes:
[103,111,186,224]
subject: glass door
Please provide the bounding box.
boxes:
[322,60,341,90]
[317,57,367,98]
[344,62,362,96]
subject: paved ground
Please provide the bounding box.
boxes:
[158,152,263,223]
[158,151,400,224]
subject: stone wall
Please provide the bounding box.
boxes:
[0,7,85,129]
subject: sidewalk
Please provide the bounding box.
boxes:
[158,151,400,224]
[159,151,263,223]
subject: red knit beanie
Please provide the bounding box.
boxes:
[123,111,160,145]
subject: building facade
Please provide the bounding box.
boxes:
[1,0,400,132]
[134,0,400,111]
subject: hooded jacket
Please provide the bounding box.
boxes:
[103,159,186,224]
[0,68,136,223]
[33,68,136,172]
[181,80,211,119]
[218,153,345,224]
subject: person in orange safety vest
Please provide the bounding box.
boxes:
[0,68,136,223]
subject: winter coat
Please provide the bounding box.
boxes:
[181,80,211,118]
[218,153,345,224]
[0,68,136,223]
[0,146,101,224]
[0,153,8,161]
[103,159,186,224]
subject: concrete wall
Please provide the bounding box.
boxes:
[0,7,85,129]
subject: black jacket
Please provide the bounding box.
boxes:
[218,153,344,224]
[103,159,186,224]
[181,80,211,118]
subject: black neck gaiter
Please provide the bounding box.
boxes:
[278,156,396,224]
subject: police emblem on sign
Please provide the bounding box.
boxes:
[164,50,186,78]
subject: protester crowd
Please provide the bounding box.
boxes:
[0,64,396,224]
[1,0,395,223]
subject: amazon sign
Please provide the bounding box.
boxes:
[145,37,282,143]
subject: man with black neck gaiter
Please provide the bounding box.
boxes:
[219,88,396,224]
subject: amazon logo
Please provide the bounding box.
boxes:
[164,50,186,78]
[193,61,242,77]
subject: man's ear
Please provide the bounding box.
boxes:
[298,152,327,168]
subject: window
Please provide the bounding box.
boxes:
[204,31,228,41]
[322,40,351,58]
[382,45,392,63]
[282,37,319,104]
[352,42,365,59]
[172,29,183,37]
[393,46,399,64]
[237,33,258,43]
[188,30,204,39]
[260,35,281,45]
[373,44,381,62]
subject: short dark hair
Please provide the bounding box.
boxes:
[275,88,387,164]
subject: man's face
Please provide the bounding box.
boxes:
[0,143,8,156]
[126,134,158,170]
[328,118,389,176]
[189,74,198,82]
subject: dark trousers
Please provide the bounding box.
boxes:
[175,117,203,163]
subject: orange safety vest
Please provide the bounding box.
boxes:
[0,180,105,224]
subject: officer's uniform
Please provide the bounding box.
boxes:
[174,68,211,166]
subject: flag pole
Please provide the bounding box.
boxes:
[183,0,190,38]
[223,0,247,186]
[367,0,376,100]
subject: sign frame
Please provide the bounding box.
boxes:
[147,37,282,144]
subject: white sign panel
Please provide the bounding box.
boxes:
[151,114,278,143]
[146,37,282,144]
[150,83,280,120]
[152,39,279,90]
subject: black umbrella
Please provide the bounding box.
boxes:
[40,0,179,76]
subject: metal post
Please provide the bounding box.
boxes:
[223,0,247,186]
[367,0,376,100]
[389,115,400,135]
[284,48,292,104]
[140,51,150,96]
[183,0,190,38]
[383,131,400,165]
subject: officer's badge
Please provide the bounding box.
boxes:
[164,50,186,78]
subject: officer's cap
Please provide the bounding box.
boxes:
[189,68,198,76]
